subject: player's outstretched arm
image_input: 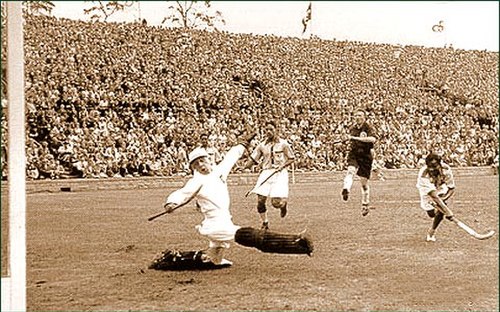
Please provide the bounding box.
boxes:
[349,134,376,143]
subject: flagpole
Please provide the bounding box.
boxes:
[301,2,312,38]
[138,2,141,22]
[308,3,313,38]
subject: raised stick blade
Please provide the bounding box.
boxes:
[475,230,495,240]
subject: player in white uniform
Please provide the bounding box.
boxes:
[163,132,256,266]
[416,152,455,242]
[245,120,295,230]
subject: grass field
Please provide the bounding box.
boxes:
[5,174,499,310]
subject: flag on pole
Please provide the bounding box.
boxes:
[302,2,312,34]
[432,20,445,32]
[431,20,448,48]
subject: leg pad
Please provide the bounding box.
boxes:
[235,227,313,256]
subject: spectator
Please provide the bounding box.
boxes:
[0,14,496,180]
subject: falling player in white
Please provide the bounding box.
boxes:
[163,132,256,266]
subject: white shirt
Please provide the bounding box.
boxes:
[166,145,245,241]
[416,162,455,197]
[251,138,294,170]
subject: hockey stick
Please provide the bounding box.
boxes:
[148,186,202,221]
[244,163,292,197]
[452,217,495,240]
[245,169,280,197]
[147,203,185,221]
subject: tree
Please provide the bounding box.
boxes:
[162,1,225,30]
[23,1,55,16]
[84,1,136,22]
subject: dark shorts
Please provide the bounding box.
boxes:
[347,152,373,179]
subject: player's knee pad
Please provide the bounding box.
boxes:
[271,198,287,209]
[257,201,267,213]
[234,227,313,256]
[427,210,436,218]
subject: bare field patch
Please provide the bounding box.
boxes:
[23,175,498,311]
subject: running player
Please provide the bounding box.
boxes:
[245,120,295,230]
[341,109,378,216]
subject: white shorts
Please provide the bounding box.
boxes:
[419,193,437,211]
[418,185,449,211]
[252,169,289,198]
[196,218,240,245]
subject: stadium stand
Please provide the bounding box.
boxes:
[1,15,498,180]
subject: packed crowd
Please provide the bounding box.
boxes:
[1,15,498,180]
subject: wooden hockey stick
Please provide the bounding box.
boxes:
[245,163,293,197]
[245,169,281,197]
[452,218,495,240]
[148,186,202,221]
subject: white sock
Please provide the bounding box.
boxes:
[260,212,268,223]
[343,174,353,191]
[208,247,224,264]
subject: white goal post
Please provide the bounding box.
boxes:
[1,2,26,311]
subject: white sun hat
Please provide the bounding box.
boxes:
[188,147,209,165]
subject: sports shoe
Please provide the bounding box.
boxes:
[361,204,369,216]
[218,259,233,266]
[261,221,269,230]
[280,204,287,218]
[426,234,436,242]
[342,189,349,201]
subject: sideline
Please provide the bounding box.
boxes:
[1,166,495,194]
